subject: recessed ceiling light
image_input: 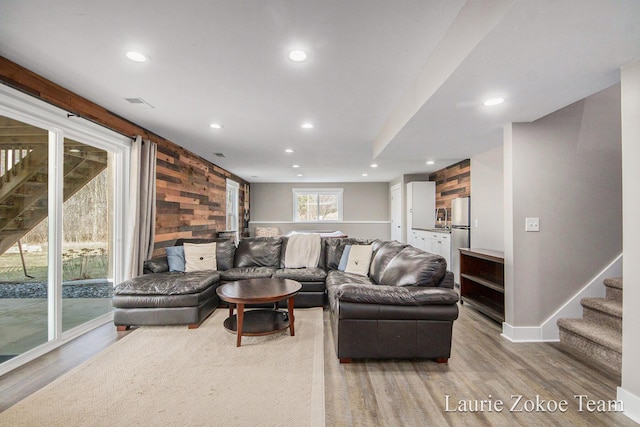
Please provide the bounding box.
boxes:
[370,163,378,168]
[426,160,435,165]
[292,164,300,168]
[209,123,223,129]
[289,50,307,62]
[483,97,505,106]
[69,148,81,153]
[285,148,294,153]
[297,174,303,177]
[126,51,148,62]
[300,122,314,129]
[362,173,368,177]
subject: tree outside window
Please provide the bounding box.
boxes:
[293,189,343,222]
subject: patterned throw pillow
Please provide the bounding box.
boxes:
[165,246,185,272]
[344,244,373,276]
[183,242,217,272]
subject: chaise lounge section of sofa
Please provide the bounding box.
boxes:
[112,238,234,330]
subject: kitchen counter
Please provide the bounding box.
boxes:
[412,227,451,234]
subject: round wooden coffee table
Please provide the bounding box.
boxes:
[215,278,302,347]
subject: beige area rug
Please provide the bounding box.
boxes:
[0,308,325,427]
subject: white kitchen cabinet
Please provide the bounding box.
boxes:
[418,231,429,252]
[410,230,420,248]
[426,231,451,269]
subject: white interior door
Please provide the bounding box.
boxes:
[390,184,402,242]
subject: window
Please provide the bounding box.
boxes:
[293,188,343,222]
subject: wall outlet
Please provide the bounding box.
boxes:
[474,218,479,227]
[525,217,540,232]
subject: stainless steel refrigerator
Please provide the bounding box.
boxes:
[450,197,470,286]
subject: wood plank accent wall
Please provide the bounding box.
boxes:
[0,56,249,257]
[429,159,470,225]
[154,141,248,256]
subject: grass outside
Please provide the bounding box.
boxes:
[0,242,108,283]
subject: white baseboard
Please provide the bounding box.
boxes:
[501,322,551,342]
[540,254,622,341]
[500,254,622,342]
[618,387,640,424]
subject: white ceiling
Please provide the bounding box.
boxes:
[1,0,639,183]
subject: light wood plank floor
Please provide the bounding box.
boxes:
[324,305,633,426]
[0,306,634,426]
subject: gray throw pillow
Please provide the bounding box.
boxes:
[337,245,351,271]
[165,246,185,272]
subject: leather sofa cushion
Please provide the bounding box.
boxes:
[324,238,373,270]
[113,283,218,308]
[212,239,236,271]
[144,257,170,273]
[439,271,455,289]
[368,240,409,283]
[220,267,277,281]
[234,237,282,267]
[329,283,459,306]
[114,271,220,296]
[336,300,459,321]
[273,267,327,282]
[325,270,374,289]
[379,247,446,287]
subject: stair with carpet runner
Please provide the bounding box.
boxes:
[557,277,622,374]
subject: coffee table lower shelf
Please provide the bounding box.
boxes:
[223,309,290,336]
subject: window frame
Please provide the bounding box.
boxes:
[292,188,344,223]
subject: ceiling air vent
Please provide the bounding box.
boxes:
[214,153,226,158]
[124,98,155,109]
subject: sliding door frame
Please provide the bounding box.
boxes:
[0,84,131,376]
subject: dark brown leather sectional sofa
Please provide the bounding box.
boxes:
[113,236,459,362]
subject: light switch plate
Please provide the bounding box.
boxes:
[525,217,540,232]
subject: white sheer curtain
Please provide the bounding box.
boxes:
[125,136,157,278]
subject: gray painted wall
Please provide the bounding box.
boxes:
[471,145,504,251]
[621,60,640,410]
[250,182,390,239]
[506,84,622,326]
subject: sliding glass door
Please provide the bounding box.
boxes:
[61,138,114,332]
[0,85,130,372]
[0,116,50,362]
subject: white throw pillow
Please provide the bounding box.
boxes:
[183,242,217,272]
[344,244,373,276]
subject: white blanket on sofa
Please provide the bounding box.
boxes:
[284,233,321,268]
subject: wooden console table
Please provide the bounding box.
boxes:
[459,248,505,323]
